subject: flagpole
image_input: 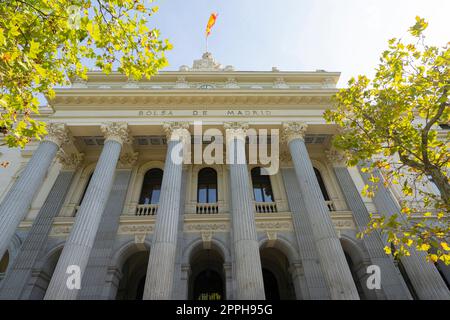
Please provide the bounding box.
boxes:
[205,36,208,53]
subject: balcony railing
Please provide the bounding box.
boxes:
[196,203,219,214]
[135,204,158,216]
[325,201,336,211]
[255,202,278,213]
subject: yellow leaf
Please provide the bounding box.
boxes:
[429,254,438,263]
[384,246,391,255]
[28,40,40,59]
[441,242,450,252]
[419,243,431,251]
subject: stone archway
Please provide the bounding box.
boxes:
[0,251,9,283]
[116,250,149,300]
[260,247,296,300]
[28,247,63,300]
[188,249,225,300]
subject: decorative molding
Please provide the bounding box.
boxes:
[266,231,277,247]
[224,77,239,89]
[273,77,289,89]
[118,151,139,169]
[100,122,130,145]
[192,52,223,71]
[162,121,190,141]
[44,123,70,147]
[71,76,87,88]
[123,77,139,89]
[184,222,229,232]
[201,231,213,249]
[174,76,190,89]
[255,221,293,231]
[223,122,249,141]
[282,121,308,144]
[56,150,84,170]
[325,147,348,167]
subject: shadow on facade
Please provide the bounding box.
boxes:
[116,250,149,300]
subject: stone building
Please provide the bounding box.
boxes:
[0,53,449,300]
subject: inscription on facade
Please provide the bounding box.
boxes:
[138,110,272,117]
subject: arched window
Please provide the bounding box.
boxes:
[139,169,164,205]
[314,167,330,201]
[197,168,218,203]
[79,173,93,205]
[251,167,274,202]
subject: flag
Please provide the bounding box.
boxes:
[205,12,218,37]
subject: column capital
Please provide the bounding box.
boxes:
[282,122,308,144]
[56,150,84,170]
[118,151,139,169]
[101,122,130,145]
[162,122,190,141]
[325,147,348,167]
[44,123,70,147]
[223,122,249,141]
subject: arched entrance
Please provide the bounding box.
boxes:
[260,247,296,300]
[0,251,9,283]
[340,238,375,300]
[189,249,225,300]
[116,250,149,300]
[0,251,9,273]
[29,247,62,299]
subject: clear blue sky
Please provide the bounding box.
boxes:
[150,0,450,87]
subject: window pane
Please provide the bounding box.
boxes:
[208,187,217,203]
[253,187,264,202]
[263,186,274,202]
[198,187,207,203]
[150,188,161,204]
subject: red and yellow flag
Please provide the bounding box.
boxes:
[205,12,218,37]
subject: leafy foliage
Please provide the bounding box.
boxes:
[324,17,450,265]
[0,0,171,148]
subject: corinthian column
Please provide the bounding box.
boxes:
[282,122,359,300]
[326,148,412,300]
[0,123,69,261]
[225,122,265,300]
[143,122,189,300]
[44,122,129,300]
[359,167,450,300]
[0,150,83,299]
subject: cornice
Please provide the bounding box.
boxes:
[50,91,335,108]
[78,70,341,84]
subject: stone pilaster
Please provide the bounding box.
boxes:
[326,148,412,300]
[143,122,189,300]
[359,167,450,300]
[0,123,69,261]
[224,122,265,300]
[44,122,129,300]
[282,122,359,300]
[281,167,331,299]
[0,151,81,299]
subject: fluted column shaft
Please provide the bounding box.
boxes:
[360,167,450,300]
[225,122,265,300]
[0,123,69,261]
[281,168,330,299]
[0,168,76,299]
[327,150,411,300]
[143,122,188,300]
[283,122,359,300]
[44,122,128,300]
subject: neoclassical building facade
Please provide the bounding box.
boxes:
[0,53,449,300]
